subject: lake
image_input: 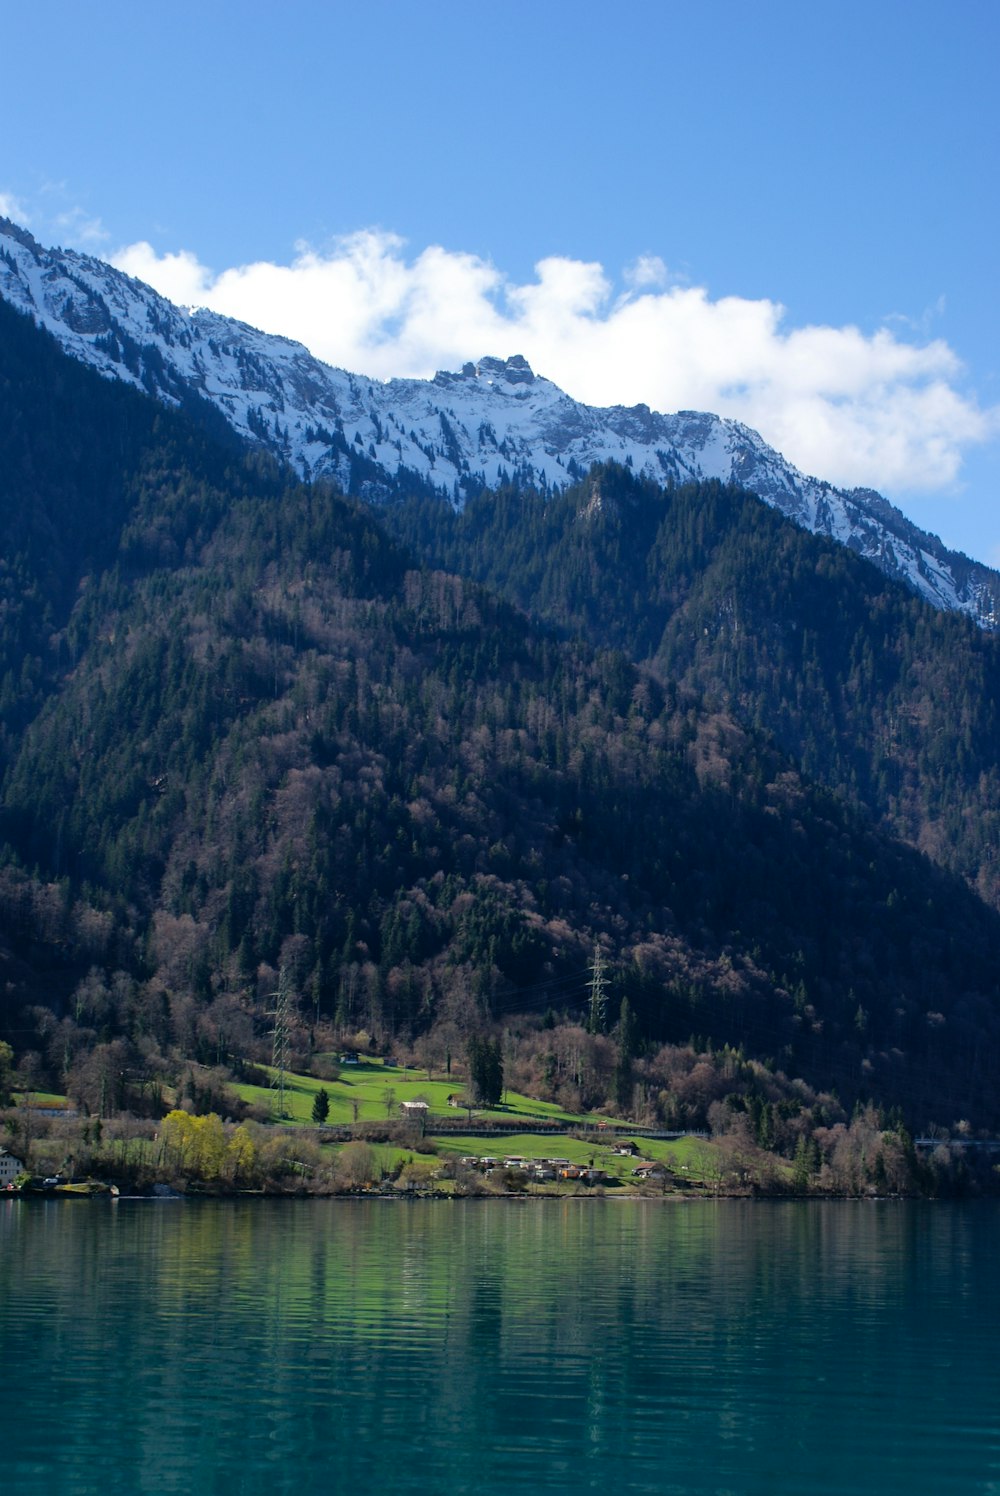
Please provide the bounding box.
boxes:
[1,1197,998,1494]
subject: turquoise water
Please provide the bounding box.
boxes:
[1,1198,998,1494]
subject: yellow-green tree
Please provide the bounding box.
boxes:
[160,1109,227,1180]
[225,1124,258,1184]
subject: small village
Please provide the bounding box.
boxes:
[457,1143,669,1188]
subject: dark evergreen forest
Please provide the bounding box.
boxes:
[385,465,1000,908]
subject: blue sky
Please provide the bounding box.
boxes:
[3,0,999,561]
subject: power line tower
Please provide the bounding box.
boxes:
[270,965,293,1119]
[587,944,607,1034]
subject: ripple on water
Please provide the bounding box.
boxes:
[3,1200,1000,1496]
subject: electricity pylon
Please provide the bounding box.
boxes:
[587,944,607,1034]
[270,965,293,1119]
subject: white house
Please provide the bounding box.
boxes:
[401,1101,430,1120]
[0,1149,24,1186]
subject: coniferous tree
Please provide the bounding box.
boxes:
[468,1036,503,1106]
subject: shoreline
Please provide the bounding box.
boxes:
[0,1182,934,1204]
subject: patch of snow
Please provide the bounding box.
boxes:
[1,218,998,629]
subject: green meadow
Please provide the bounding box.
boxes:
[11,1091,74,1109]
[226,1061,728,1190]
[433,1130,720,1181]
[231,1058,611,1129]
[9,1070,729,1194]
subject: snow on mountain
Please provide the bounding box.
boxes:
[2,216,997,628]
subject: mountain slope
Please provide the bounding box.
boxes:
[0,291,277,755]
[1,305,1000,1124]
[2,216,996,628]
[385,465,1000,910]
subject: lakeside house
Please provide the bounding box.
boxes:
[632,1162,669,1180]
[0,1149,25,1186]
[459,1155,605,1185]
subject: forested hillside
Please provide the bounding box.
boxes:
[0,294,246,750]
[386,466,1000,908]
[2,304,1000,1129]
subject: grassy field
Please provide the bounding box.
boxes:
[7,1072,729,1194]
[230,1057,613,1129]
[432,1130,723,1183]
[320,1132,727,1194]
[226,1061,730,1190]
[11,1090,74,1109]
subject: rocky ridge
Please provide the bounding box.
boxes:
[1,216,996,627]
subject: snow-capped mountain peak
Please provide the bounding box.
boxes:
[1,216,996,628]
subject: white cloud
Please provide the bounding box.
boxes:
[623,254,672,291]
[0,192,28,223]
[114,242,213,306]
[1,184,111,249]
[110,232,1000,496]
[53,207,109,249]
[884,294,948,338]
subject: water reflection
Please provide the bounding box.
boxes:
[2,1199,998,1495]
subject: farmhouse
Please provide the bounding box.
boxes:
[401,1100,430,1120]
[0,1149,24,1187]
[632,1162,669,1180]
